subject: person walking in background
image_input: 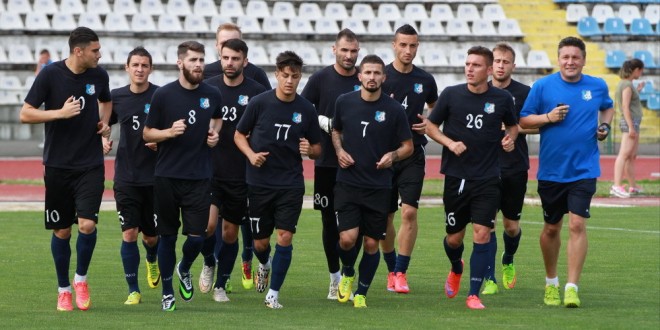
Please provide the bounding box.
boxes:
[35,48,53,76]
[611,59,645,198]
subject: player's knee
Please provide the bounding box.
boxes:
[53,227,72,239]
[78,219,96,234]
[277,230,293,246]
[142,235,158,247]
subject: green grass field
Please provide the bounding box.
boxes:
[0,206,658,329]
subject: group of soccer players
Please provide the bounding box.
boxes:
[22,21,613,312]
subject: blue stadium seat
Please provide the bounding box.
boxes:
[630,18,655,36]
[577,16,602,37]
[638,80,655,101]
[647,92,660,111]
[633,50,658,68]
[603,17,628,35]
[605,50,627,68]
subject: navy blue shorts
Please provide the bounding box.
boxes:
[210,179,248,225]
[537,179,596,224]
[113,184,156,236]
[44,165,104,229]
[389,146,425,212]
[247,186,304,239]
[334,182,391,240]
[154,177,210,236]
[442,176,500,234]
[499,171,528,220]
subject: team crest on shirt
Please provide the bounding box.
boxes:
[375,111,386,122]
[353,85,360,91]
[292,112,302,123]
[238,95,249,106]
[484,102,495,114]
[144,103,150,114]
[414,83,423,94]
[582,90,592,101]
[200,98,210,109]
[85,84,95,95]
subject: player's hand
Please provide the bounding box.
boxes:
[412,114,427,135]
[207,128,219,147]
[299,138,312,157]
[597,123,610,141]
[249,151,269,168]
[336,149,355,169]
[628,127,637,139]
[376,151,396,169]
[169,119,186,138]
[501,134,514,152]
[550,104,569,123]
[60,96,81,119]
[448,141,467,156]
[97,121,111,137]
[102,137,113,155]
[145,142,157,151]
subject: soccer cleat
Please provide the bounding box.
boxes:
[502,261,517,289]
[199,264,215,294]
[161,294,176,311]
[353,294,367,308]
[124,291,141,305]
[327,277,339,300]
[564,287,581,308]
[544,285,561,306]
[73,281,91,311]
[176,261,194,302]
[466,295,485,309]
[481,279,498,295]
[629,186,643,195]
[256,262,270,293]
[610,185,630,198]
[57,291,73,312]
[394,272,410,294]
[337,274,355,303]
[213,287,230,302]
[386,272,395,292]
[264,295,283,309]
[225,280,233,294]
[146,259,160,289]
[444,260,463,298]
[241,261,254,290]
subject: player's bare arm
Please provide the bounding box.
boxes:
[520,104,569,129]
[234,130,269,167]
[19,96,81,124]
[426,120,466,156]
[96,101,112,137]
[299,138,322,160]
[143,119,186,143]
[206,118,222,147]
[331,129,354,168]
[501,124,518,152]
[376,138,413,169]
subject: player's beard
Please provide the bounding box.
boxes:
[183,67,204,85]
[223,66,243,80]
[362,81,380,93]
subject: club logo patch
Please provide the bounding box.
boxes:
[200,98,210,109]
[414,83,423,94]
[85,84,95,95]
[353,85,360,91]
[375,111,386,122]
[582,90,592,101]
[144,103,150,114]
[292,112,302,123]
[484,102,495,114]
[238,95,249,106]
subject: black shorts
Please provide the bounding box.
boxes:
[247,186,304,239]
[153,177,210,236]
[334,182,390,240]
[389,146,426,212]
[210,179,248,225]
[313,166,337,211]
[44,165,104,230]
[113,184,156,236]
[537,179,596,224]
[443,176,500,234]
[499,171,528,220]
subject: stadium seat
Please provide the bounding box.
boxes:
[210,16,233,30]
[246,0,270,18]
[25,12,51,31]
[32,0,58,15]
[499,19,524,37]
[482,4,506,21]
[423,49,449,66]
[472,20,497,36]
[394,19,418,32]
[603,17,628,35]
[367,18,393,35]
[33,46,60,62]
[377,3,402,21]
[236,16,261,33]
[644,4,659,23]
[0,46,8,63]
[86,0,112,15]
[647,92,660,111]
[351,3,375,20]
[0,12,24,30]
[321,48,335,66]
[78,13,105,32]
[373,46,394,64]
[566,4,589,24]
[513,49,527,67]
[165,45,179,63]
[150,48,167,65]
[618,5,641,25]
[527,50,553,69]
[341,18,367,34]
[288,17,315,34]
[113,0,138,16]
[298,3,322,19]
[449,49,467,67]
[446,19,472,37]
[577,16,602,37]
[404,4,429,21]
[638,80,655,101]
[269,45,287,63]
[630,18,655,36]
[51,13,77,31]
[605,49,627,68]
[315,18,340,35]
[131,15,157,32]
[220,0,244,18]
[183,14,208,33]
[456,4,480,21]
[272,2,296,19]
[24,75,37,91]
[109,74,125,90]
[325,2,349,20]
[430,4,454,22]
[205,51,217,65]
[193,0,218,17]
[167,0,192,17]
[59,0,85,15]
[248,45,269,66]
[591,4,615,24]
[8,45,34,63]
[7,0,32,14]
[633,50,657,68]
[419,19,445,36]
[104,13,131,32]
[298,46,321,65]
[262,17,288,34]
[140,0,165,16]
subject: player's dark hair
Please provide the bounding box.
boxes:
[221,38,249,57]
[68,27,99,53]
[558,36,586,58]
[493,42,516,61]
[619,58,644,79]
[127,46,152,66]
[394,24,418,38]
[336,28,358,43]
[275,51,303,72]
[177,41,205,59]
[468,46,494,66]
[359,54,385,70]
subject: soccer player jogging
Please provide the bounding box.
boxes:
[234,51,322,309]
[380,24,438,294]
[20,27,111,312]
[332,55,413,308]
[143,41,222,311]
[301,28,361,300]
[426,46,518,310]
[199,38,268,302]
[102,47,161,305]
[480,42,535,295]
[519,37,614,308]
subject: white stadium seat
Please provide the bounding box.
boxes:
[298,3,322,19]
[272,1,297,20]
[430,4,454,21]
[113,0,138,16]
[351,3,375,20]
[367,18,393,35]
[78,13,105,31]
[104,13,131,32]
[591,4,615,24]
[472,20,497,36]
[315,17,340,35]
[246,0,270,18]
[8,44,34,63]
[58,0,85,15]
[86,0,112,15]
[32,0,58,15]
[419,19,445,36]
[618,4,641,25]
[404,4,429,21]
[262,17,288,34]
[183,14,208,32]
[456,4,480,21]
[341,18,367,34]
[157,14,183,32]
[51,13,77,31]
[325,2,349,20]
[210,16,233,30]
[482,4,506,21]
[527,50,552,68]
[566,4,588,24]
[0,12,24,30]
[499,19,524,37]
[289,17,315,34]
[373,46,394,64]
[131,15,157,32]
[25,12,51,30]
[220,0,244,17]
[446,19,471,36]
[423,49,449,66]
[449,48,468,67]
[236,16,261,33]
[167,0,192,17]
[140,0,165,16]
[7,0,32,14]
[248,45,269,66]
[298,46,321,65]
[377,3,402,21]
[193,0,218,17]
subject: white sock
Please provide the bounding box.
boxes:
[545,277,559,286]
[74,274,87,284]
[266,289,279,300]
[565,283,578,292]
[331,271,341,282]
[58,286,71,293]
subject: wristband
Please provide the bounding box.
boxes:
[597,122,611,141]
[546,113,553,123]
